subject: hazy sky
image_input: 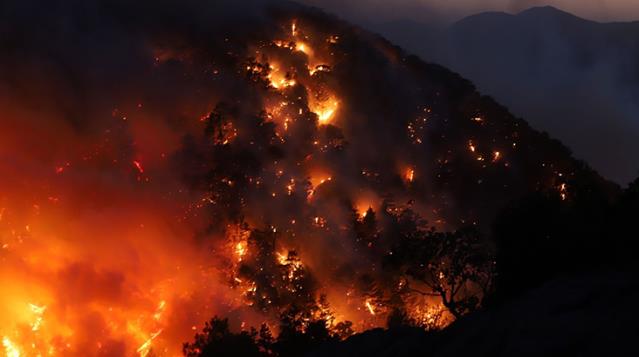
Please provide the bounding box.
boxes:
[300,0,639,25]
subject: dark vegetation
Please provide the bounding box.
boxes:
[183,177,639,356]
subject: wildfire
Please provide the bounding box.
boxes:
[307,174,332,200]
[29,303,46,331]
[137,329,163,357]
[236,241,247,261]
[364,300,375,315]
[0,9,524,355]
[409,303,448,330]
[356,204,373,219]
[559,183,568,200]
[309,64,331,76]
[310,99,339,125]
[267,64,296,89]
[153,300,166,321]
[2,337,20,357]
[468,140,476,153]
[405,168,415,183]
[295,42,312,56]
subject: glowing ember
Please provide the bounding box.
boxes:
[133,160,144,174]
[468,140,476,153]
[559,183,568,200]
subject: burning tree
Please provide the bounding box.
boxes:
[238,229,319,313]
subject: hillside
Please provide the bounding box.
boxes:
[373,6,639,184]
[0,1,622,355]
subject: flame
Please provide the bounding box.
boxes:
[364,300,375,315]
[468,140,476,153]
[405,168,415,183]
[309,64,331,76]
[310,99,339,125]
[137,329,163,357]
[559,183,568,200]
[2,337,20,357]
[356,205,372,219]
[267,64,296,89]
[307,174,332,200]
[295,42,312,56]
[236,241,247,261]
[29,304,46,331]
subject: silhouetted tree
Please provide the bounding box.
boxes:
[183,317,263,357]
[385,207,494,319]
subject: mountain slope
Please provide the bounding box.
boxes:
[0,1,620,354]
[374,6,639,184]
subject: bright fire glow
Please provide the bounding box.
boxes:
[364,300,375,315]
[310,99,339,125]
[0,15,465,356]
[2,337,20,357]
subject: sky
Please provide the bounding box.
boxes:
[299,0,639,25]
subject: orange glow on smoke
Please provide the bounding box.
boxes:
[0,16,459,356]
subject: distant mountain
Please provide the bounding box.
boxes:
[373,6,639,184]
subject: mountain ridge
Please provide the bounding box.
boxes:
[371,6,639,184]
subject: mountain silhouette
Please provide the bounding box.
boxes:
[373,6,639,184]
